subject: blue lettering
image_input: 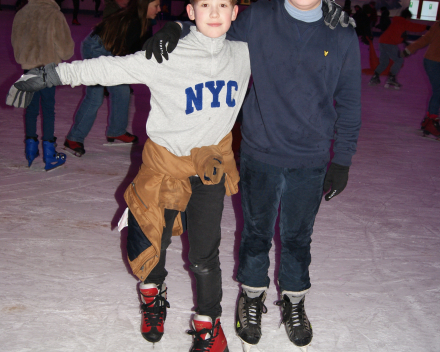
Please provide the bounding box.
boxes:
[205,80,225,108]
[185,83,204,115]
[226,81,238,107]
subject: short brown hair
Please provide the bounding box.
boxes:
[189,0,238,6]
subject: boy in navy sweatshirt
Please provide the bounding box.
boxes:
[143,0,361,350]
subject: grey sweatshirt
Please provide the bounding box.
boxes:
[56,26,251,156]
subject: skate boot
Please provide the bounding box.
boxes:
[140,283,170,343]
[188,314,229,352]
[25,136,39,167]
[421,112,440,140]
[384,74,402,89]
[72,18,81,25]
[106,132,138,144]
[275,291,312,352]
[368,72,380,86]
[63,139,85,157]
[235,285,267,352]
[42,138,66,171]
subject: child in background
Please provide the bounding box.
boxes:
[8,0,250,350]
[369,7,429,89]
[11,0,74,171]
[402,21,440,138]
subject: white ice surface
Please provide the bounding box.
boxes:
[1,11,440,352]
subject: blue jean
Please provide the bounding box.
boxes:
[237,153,326,292]
[67,34,130,143]
[25,85,56,141]
[376,43,404,76]
[424,58,440,116]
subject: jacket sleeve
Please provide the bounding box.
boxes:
[56,51,158,87]
[332,31,362,167]
[405,19,428,33]
[226,5,252,42]
[53,13,75,61]
[406,22,438,54]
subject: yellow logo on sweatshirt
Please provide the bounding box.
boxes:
[324,51,329,57]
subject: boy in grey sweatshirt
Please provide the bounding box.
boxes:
[7,0,250,350]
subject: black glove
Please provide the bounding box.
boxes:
[143,21,182,63]
[323,163,349,201]
[14,63,62,92]
[426,25,431,31]
[322,0,356,30]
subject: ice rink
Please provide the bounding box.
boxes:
[1,9,439,352]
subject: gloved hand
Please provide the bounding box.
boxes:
[143,21,182,63]
[323,163,349,201]
[400,48,411,58]
[203,156,225,184]
[322,0,356,30]
[426,25,431,31]
[13,63,62,92]
[5,85,34,108]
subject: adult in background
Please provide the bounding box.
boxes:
[63,0,161,157]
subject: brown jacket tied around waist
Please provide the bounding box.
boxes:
[124,132,239,282]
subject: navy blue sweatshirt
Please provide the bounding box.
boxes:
[227,0,361,168]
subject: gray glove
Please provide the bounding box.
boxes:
[322,0,356,30]
[6,85,34,108]
[14,63,62,92]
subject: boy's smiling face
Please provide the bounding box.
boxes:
[187,0,238,38]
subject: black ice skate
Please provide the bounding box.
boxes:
[63,139,85,157]
[384,74,402,89]
[276,295,313,352]
[368,72,380,86]
[235,288,267,352]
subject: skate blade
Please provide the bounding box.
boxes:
[240,340,253,352]
[103,141,134,147]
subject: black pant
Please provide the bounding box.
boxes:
[72,0,79,19]
[128,175,226,318]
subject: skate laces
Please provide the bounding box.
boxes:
[141,286,170,327]
[243,294,267,327]
[187,320,221,352]
[276,296,309,331]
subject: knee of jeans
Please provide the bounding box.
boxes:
[190,259,220,275]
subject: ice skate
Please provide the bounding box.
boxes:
[63,139,85,157]
[275,293,312,351]
[384,74,402,89]
[42,138,66,171]
[235,286,267,351]
[25,136,39,167]
[188,315,229,352]
[421,113,440,140]
[368,72,380,86]
[104,132,138,146]
[140,282,169,343]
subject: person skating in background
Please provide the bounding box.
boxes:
[11,0,74,171]
[375,6,391,34]
[369,7,429,89]
[103,0,129,18]
[402,21,440,139]
[63,0,160,157]
[72,0,81,25]
[141,0,359,350]
[7,0,251,350]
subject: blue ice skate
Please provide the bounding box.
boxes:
[25,136,39,167]
[43,139,66,171]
